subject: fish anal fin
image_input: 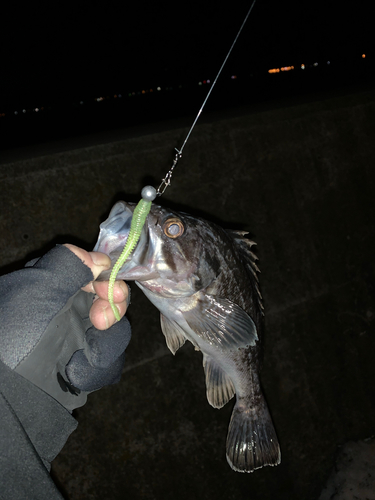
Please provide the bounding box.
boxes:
[226,398,281,473]
[160,314,186,355]
[203,355,235,408]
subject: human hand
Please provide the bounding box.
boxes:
[64,243,129,330]
[0,244,132,411]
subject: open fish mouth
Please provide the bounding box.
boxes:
[93,201,158,282]
[94,202,134,255]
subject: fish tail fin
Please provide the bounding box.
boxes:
[226,397,281,473]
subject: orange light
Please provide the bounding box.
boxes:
[280,66,294,71]
[268,68,280,73]
[362,54,366,58]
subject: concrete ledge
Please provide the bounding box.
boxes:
[1,87,375,500]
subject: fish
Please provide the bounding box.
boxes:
[94,200,281,473]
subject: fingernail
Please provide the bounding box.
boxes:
[90,252,111,268]
[118,281,131,306]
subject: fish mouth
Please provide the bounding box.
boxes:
[93,201,159,282]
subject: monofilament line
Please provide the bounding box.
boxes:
[157,0,257,196]
[179,0,257,155]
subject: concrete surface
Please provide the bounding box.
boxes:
[0,88,374,500]
[319,437,375,500]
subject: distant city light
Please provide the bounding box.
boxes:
[1,52,371,119]
[268,66,294,73]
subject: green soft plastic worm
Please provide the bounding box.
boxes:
[108,186,157,321]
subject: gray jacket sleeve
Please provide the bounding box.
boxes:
[0,359,76,500]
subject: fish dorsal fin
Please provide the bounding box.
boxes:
[160,314,186,355]
[203,354,235,408]
[183,294,258,351]
[226,230,264,313]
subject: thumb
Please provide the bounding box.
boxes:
[63,244,111,283]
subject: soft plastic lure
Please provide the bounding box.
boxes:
[108,185,156,320]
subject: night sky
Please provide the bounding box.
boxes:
[0,0,373,149]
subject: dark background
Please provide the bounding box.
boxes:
[0,0,373,150]
[0,2,375,499]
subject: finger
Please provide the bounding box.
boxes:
[63,244,111,285]
[89,297,128,330]
[92,280,129,305]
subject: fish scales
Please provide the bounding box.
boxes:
[94,201,281,473]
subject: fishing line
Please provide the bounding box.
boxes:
[157,0,257,196]
[107,0,257,320]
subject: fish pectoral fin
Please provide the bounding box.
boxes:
[184,294,258,351]
[160,314,186,355]
[203,354,235,408]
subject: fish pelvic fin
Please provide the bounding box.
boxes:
[203,355,235,409]
[226,397,281,473]
[160,314,186,355]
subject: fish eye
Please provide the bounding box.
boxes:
[163,218,184,239]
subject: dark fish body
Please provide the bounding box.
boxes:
[94,201,281,472]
